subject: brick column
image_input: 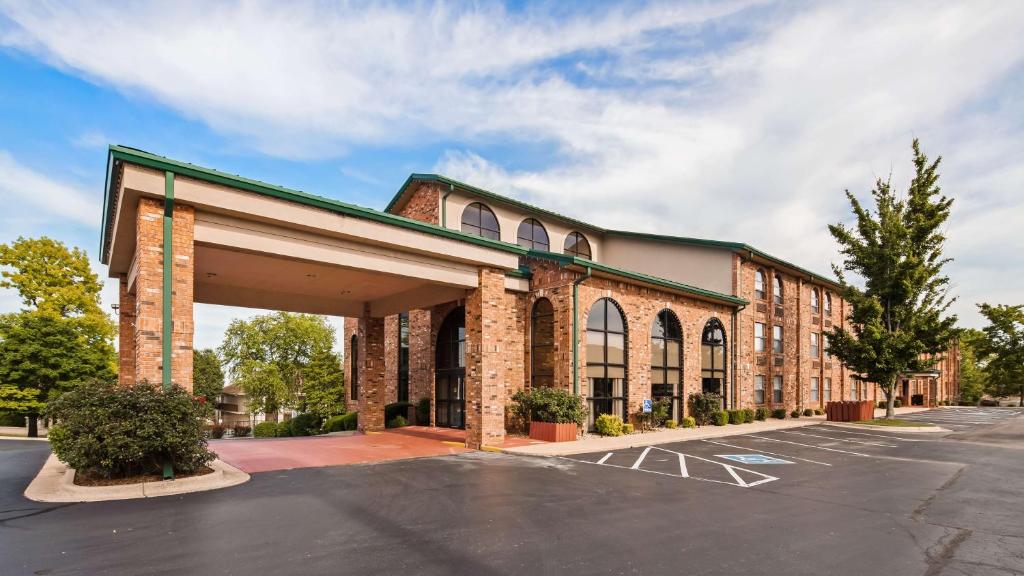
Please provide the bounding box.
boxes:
[464,267,507,449]
[118,274,136,386]
[131,197,195,391]
[357,310,386,432]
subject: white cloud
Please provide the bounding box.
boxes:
[0,151,98,227]
[1,0,1022,327]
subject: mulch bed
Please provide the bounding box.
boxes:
[74,466,214,487]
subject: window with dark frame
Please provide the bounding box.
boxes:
[754,322,766,352]
[563,231,592,259]
[531,298,554,388]
[516,218,550,251]
[811,288,820,314]
[701,318,728,404]
[825,292,833,315]
[586,298,627,429]
[754,375,766,404]
[650,309,683,422]
[350,334,359,401]
[435,308,466,428]
[810,332,820,358]
[397,312,409,402]
[824,377,832,401]
[773,324,783,354]
[773,274,783,305]
[754,269,766,300]
[460,202,500,240]
[772,375,783,403]
[811,376,819,402]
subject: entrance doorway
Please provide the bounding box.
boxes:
[435,307,466,429]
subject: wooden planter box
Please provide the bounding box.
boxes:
[529,421,578,442]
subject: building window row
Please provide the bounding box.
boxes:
[460,202,592,259]
[753,268,834,316]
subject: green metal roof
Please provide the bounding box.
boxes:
[100,146,744,306]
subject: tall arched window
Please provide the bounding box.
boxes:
[701,318,727,405]
[564,231,592,259]
[825,292,833,316]
[397,312,409,402]
[586,298,626,428]
[516,218,550,251]
[754,269,766,300]
[350,334,359,401]
[773,275,783,305]
[461,202,500,240]
[651,309,683,421]
[531,298,554,388]
[435,307,466,428]
[810,288,820,314]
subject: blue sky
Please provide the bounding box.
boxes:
[1,0,1022,351]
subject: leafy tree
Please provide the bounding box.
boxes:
[301,350,346,419]
[192,348,225,416]
[958,328,988,405]
[827,140,958,418]
[977,303,1024,406]
[0,314,115,436]
[218,312,336,421]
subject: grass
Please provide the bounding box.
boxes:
[852,419,935,428]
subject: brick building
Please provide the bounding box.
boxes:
[100,147,959,450]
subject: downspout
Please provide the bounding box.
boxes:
[731,303,746,410]
[441,183,454,228]
[162,171,175,480]
[572,266,592,396]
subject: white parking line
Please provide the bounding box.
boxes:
[816,425,927,442]
[746,434,873,457]
[631,446,652,470]
[650,446,779,488]
[779,430,898,447]
[597,452,613,465]
[678,453,689,478]
[702,439,833,466]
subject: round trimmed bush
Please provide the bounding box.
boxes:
[814,408,825,416]
[894,399,903,408]
[802,408,814,417]
[755,407,771,421]
[728,409,745,425]
[387,415,408,428]
[742,408,756,423]
[276,421,293,437]
[681,416,696,428]
[289,413,323,436]
[665,419,678,429]
[621,423,635,435]
[253,421,277,438]
[688,392,723,426]
[594,413,624,436]
[714,410,729,426]
[772,408,787,419]
[44,380,214,479]
[790,409,801,418]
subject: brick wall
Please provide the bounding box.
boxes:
[464,267,508,448]
[356,312,386,431]
[394,182,441,225]
[118,274,136,385]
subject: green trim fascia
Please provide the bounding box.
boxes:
[505,266,533,279]
[386,173,604,233]
[100,146,529,265]
[162,172,174,391]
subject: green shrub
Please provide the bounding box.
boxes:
[688,392,723,426]
[814,408,825,416]
[232,425,251,437]
[289,413,323,437]
[276,421,293,437]
[253,421,277,438]
[622,423,635,435]
[594,413,624,436]
[651,398,671,427]
[511,387,587,426]
[323,412,359,432]
[665,419,677,429]
[44,380,214,478]
[728,409,745,425]
[0,411,24,426]
[416,397,430,425]
[772,408,787,419]
[385,402,414,423]
[743,408,756,423]
[790,409,801,418]
[755,407,771,421]
[207,424,226,439]
[386,415,408,428]
[681,416,696,428]
[877,401,887,408]
[713,410,729,426]
[803,408,814,417]
[893,399,902,408]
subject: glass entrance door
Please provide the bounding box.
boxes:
[435,373,465,428]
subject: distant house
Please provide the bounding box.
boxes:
[215,385,299,426]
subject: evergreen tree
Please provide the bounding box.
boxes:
[827,140,958,418]
[977,303,1024,406]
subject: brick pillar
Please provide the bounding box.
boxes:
[408,309,434,420]
[131,197,195,391]
[357,310,386,432]
[118,274,136,386]
[464,267,507,449]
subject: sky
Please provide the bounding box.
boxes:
[0,0,1021,352]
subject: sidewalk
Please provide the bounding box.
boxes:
[0,426,48,440]
[502,406,933,457]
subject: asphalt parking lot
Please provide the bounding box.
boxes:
[2,407,1022,576]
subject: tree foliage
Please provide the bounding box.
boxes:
[218,312,336,420]
[977,303,1024,406]
[826,140,958,418]
[192,348,225,414]
[301,350,346,419]
[957,328,988,405]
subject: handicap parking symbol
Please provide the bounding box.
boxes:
[716,454,793,465]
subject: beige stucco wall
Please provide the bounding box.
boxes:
[600,235,734,295]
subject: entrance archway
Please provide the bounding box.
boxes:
[435,307,466,428]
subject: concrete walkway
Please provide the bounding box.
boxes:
[503,407,934,457]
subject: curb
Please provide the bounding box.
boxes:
[24,455,250,503]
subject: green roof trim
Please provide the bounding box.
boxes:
[505,266,533,279]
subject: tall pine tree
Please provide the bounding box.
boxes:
[827,140,958,418]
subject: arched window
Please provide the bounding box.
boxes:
[461,202,500,240]
[810,288,820,314]
[531,298,554,388]
[651,309,683,421]
[754,269,766,300]
[773,275,783,305]
[350,334,359,401]
[825,292,833,315]
[701,318,727,405]
[564,231,592,259]
[435,307,466,428]
[516,218,550,251]
[397,312,409,402]
[586,298,627,428]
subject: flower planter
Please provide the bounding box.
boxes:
[528,421,578,442]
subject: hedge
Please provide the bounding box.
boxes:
[742,408,756,423]
[323,412,358,433]
[755,407,771,421]
[713,410,729,426]
[681,416,696,428]
[595,414,624,436]
[728,409,745,425]
[276,421,292,437]
[253,422,277,438]
[289,413,323,436]
[772,408,787,419]
[802,408,814,417]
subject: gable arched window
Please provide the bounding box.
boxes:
[651,309,683,422]
[564,231,592,259]
[516,218,550,251]
[531,298,554,388]
[586,298,627,428]
[350,334,359,401]
[811,288,820,314]
[773,274,783,305]
[754,269,766,300]
[701,318,727,405]
[461,202,500,240]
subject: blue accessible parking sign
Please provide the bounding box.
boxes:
[716,454,793,465]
